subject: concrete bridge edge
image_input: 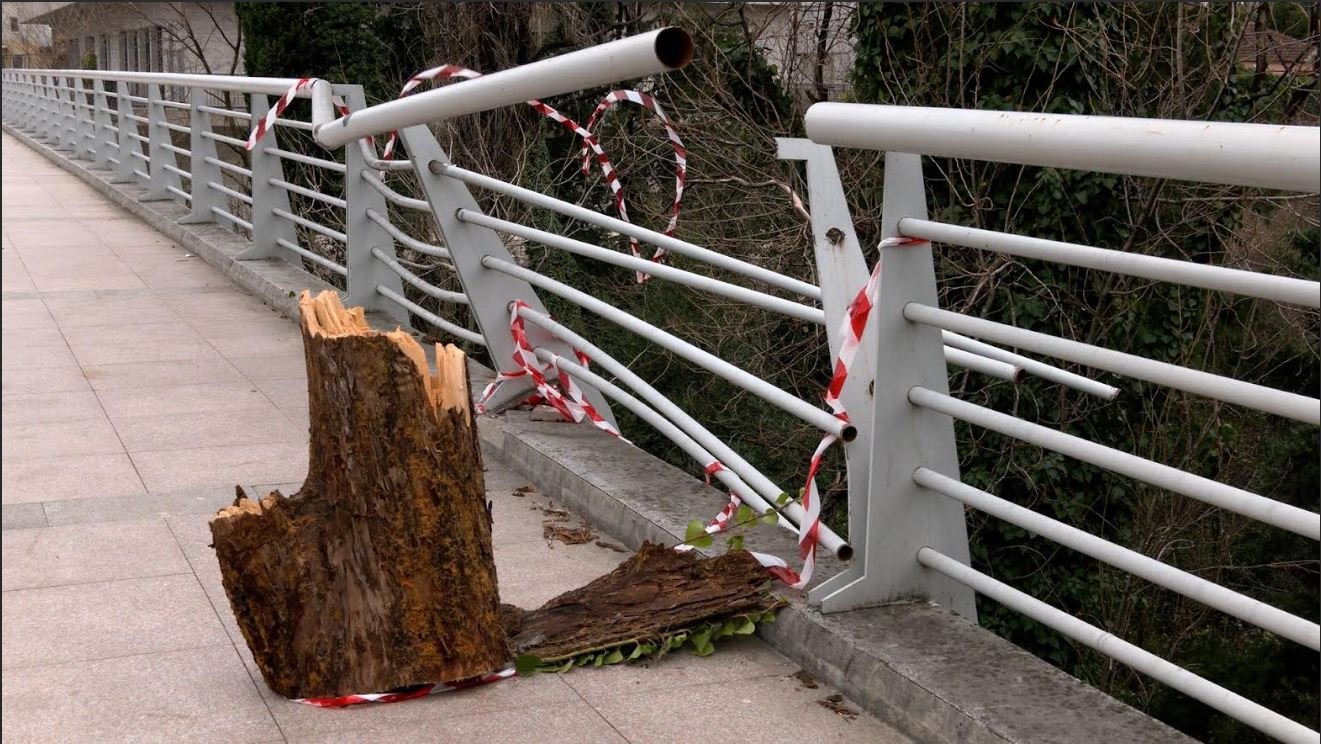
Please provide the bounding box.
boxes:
[3,122,1194,744]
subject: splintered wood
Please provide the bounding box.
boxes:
[210,291,507,699]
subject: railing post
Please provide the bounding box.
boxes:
[776,138,882,612]
[53,75,77,150]
[60,75,81,152]
[398,124,618,422]
[857,151,977,619]
[180,87,225,224]
[40,74,60,142]
[143,83,181,201]
[341,86,406,321]
[238,93,298,255]
[70,76,94,160]
[111,82,140,184]
[90,79,115,170]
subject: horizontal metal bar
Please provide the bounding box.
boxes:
[941,331,1120,400]
[159,120,190,135]
[460,210,825,323]
[362,171,431,211]
[375,286,485,346]
[269,178,347,209]
[271,207,346,242]
[129,150,149,161]
[314,28,691,148]
[276,238,347,276]
[162,164,191,180]
[943,346,1023,382]
[124,113,148,124]
[127,133,149,145]
[121,94,148,104]
[917,547,1318,744]
[517,305,850,559]
[439,164,822,300]
[806,103,1321,193]
[164,185,192,202]
[908,386,1320,540]
[105,156,120,165]
[914,468,1319,650]
[161,143,190,157]
[197,105,251,121]
[158,99,190,110]
[207,180,253,206]
[211,206,253,231]
[203,156,251,178]
[275,116,313,131]
[365,209,450,259]
[261,147,345,174]
[200,130,245,148]
[356,137,414,172]
[905,218,1320,309]
[904,304,1320,424]
[371,247,468,304]
[20,69,314,96]
[100,123,120,133]
[483,256,853,441]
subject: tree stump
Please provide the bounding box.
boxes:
[210,291,508,700]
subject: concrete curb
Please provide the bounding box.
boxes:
[5,123,1191,744]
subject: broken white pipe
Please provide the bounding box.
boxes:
[311,28,693,150]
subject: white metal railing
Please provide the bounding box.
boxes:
[4,32,1318,744]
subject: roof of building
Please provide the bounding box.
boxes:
[1236,29,1318,74]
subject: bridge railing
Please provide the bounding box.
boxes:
[4,33,1319,743]
[805,102,1320,744]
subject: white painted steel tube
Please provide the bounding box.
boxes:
[483,256,855,442]
[516,305,851,560]
[200,130,245,148]
[277,238,346,276]
[24,69,310,96]
[313,29,693,149]
[805,103,1321,193]
[458,210,826,323]
[362,171,431,211]
[365,209,450,259]
[357,138,414,172]
[270,178,347,209]
[207,180,252,206]
[271,207,346,243]
[440,164,821,299]
[943,346,1022,383]
[204,156,252,179]
[917,547,1319,744]
[908,386,1321,540]
[906,218,1320,309]
[370,247,468,304]
[528,347,789,534]
[197,105,251,121]
[375,286,484,346]
[210,207,252,232]
[904,303,1321,425]
[263,147,345,174]
[914,468,1320,650]
[941,331,1121,400]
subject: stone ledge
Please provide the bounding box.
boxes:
[6,122,1191,744]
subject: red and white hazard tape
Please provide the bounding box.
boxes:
[579,90,688,274]
[293,667,514,708]
[245,77,315,151]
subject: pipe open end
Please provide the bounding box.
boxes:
[835,544,854,562]
[1010,367,1027,385]
[654,28,694,69]
[840,424,858,443]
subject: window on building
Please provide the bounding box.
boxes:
[99,34,109,71]
[119,31,128,69]
[153,27,163,72]
[13,54,26,69]
[8,17,18,33]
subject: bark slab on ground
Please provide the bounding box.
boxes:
[210,291,508,700]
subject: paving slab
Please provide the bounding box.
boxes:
[1,518,191,591]
[1,453,147,504]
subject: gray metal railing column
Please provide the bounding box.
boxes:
[777,138,884,612]
[239,93,298,253]
[847,151,977,619]
[37,74,59,141]
[70,76,94,160]
[111,83,139,184]
[341,86,406,321]
[90,79,115,170]
[399,124,617,422]
[143,83,182,201]
[180,87,224,224]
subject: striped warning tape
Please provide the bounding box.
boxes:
[293,667,515,708]
[245,77,314,151]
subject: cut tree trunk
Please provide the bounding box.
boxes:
[210,290,508,700]
[510,542,781,661]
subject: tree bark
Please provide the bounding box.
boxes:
[210,290,508,700]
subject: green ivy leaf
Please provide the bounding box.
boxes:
[685,519,707,542]
[735,618,757,635]
[515,654,542,676]
[775,492,792,506]
[691,533,713,549]
[735,504,755,524]
[761,513,780,526]
[603,648,625,665]
[725,534,745,551]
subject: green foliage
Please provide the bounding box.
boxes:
[516,607,779,677]
[853,3,1317,740]
[81,53,97,71]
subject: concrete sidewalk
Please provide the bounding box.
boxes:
[0,132,906,743]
